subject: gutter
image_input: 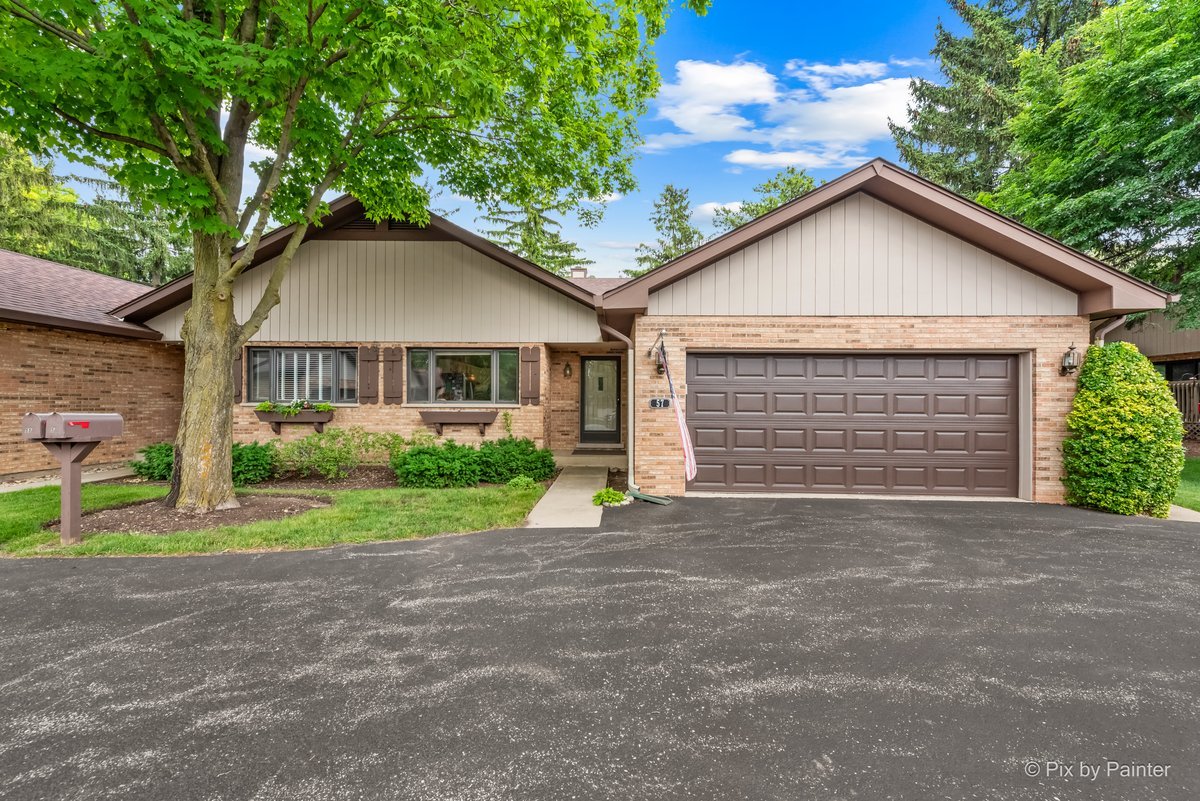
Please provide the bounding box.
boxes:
[597,321,638,494]
[1090,315,1128,345]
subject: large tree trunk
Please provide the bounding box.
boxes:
[166,232,240,512]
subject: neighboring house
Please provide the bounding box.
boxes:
[3,160,1173,503]
[0,250,183,475]
[1109,313,1200,379]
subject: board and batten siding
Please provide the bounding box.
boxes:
[648,192,1078,317]
[148,240,602,343]
[1109,312,1200,359]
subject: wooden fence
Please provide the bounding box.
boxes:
[1168,380,1200,438]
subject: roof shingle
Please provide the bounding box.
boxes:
[0,249,161,338]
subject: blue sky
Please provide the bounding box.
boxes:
[448,0,959,276]
[56,1,958,277]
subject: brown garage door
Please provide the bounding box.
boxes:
[686,353,1019,496]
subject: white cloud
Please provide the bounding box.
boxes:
[643,56,918,169]
[584,192,623,204]
[595,240,641,250]
[644,59,777,151]
[692,201,743,225]
[724,149,854,170]
[783,59,888,91]
[766,77,911,148]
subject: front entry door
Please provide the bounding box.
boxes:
[580,357,620,444]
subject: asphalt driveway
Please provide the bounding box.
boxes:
[1,498,1198,800]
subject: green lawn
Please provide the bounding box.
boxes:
[0,483,544,557]
[1174,457,1200,513]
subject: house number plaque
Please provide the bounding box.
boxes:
[649,397,671,409]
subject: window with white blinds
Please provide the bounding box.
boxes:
[248,348,357,403]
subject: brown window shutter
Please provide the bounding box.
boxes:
[383,347,404,404]
[358,346,379,403]
[520,346,541,406]
[232,348,243,404]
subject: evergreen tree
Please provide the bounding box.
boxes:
[481,205,591,277]
[889,0,1107,198]
[629,184,704,277]
[712,167,816,232]
[0,135,190,284]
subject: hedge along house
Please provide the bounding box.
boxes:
[110,195,629,459]
[597,159,1172,502]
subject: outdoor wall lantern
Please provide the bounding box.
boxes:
[1060,344,1081,375]
[563,362,573,378]
[652,348,666,375]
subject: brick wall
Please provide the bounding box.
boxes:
[632,315,1092,502]
[546,347,627,452]
[1,322,184,475]
[233,342,552,447]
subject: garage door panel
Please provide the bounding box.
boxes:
[686,353,1018,496]
[733,393,767,413]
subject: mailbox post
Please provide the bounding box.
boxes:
[21,412,124,545]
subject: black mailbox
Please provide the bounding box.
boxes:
[42,413,124,441]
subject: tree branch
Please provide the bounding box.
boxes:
[42,101,171,157]
[0,0,96,53]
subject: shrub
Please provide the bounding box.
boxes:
[278,427,404,480]
[391,441,481,488]
[507,475,538,490]
[130,441,277,485]
[477,437,557,483]
[1062,341,1184,517]
[131,442,174,481]
[592,487,626,506]
[231,442,278,486]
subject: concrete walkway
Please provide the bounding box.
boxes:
[0,464,135,494]
[525,466,609,528]
[1169,504,1200,523]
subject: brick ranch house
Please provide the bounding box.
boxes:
[2,160,1173,502]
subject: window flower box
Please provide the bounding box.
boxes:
[254,402,335,434]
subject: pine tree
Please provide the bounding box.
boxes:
[889,0,1107,198]
[712,167,816,232]
[481,205,591,277]
[0,135,190,284]
[629,184,704,277]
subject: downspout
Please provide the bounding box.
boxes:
[598,321,638,492]
[1090,315,1128,345]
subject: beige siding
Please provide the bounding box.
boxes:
[648,192,1078,316]
[148,240,601,343]
[1109,312,1200,359]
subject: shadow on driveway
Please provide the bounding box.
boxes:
[1,498,1197,800]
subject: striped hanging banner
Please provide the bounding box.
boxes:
[659,339,697,481]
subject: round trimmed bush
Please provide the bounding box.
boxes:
[1062,342,1184,517]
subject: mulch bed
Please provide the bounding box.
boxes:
[1186,440,1200,458]
[51,494,329,536]
[607,468,628,492]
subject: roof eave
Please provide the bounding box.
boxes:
[1,308,164,340]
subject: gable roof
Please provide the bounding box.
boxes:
[600,158,1174,320]
[567,276,632,295]
[0,249,162,339]
[113,195,599,323]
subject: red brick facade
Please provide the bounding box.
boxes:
[631,315,1091,502]
[546,346,627,452]
[1,322,184,475]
